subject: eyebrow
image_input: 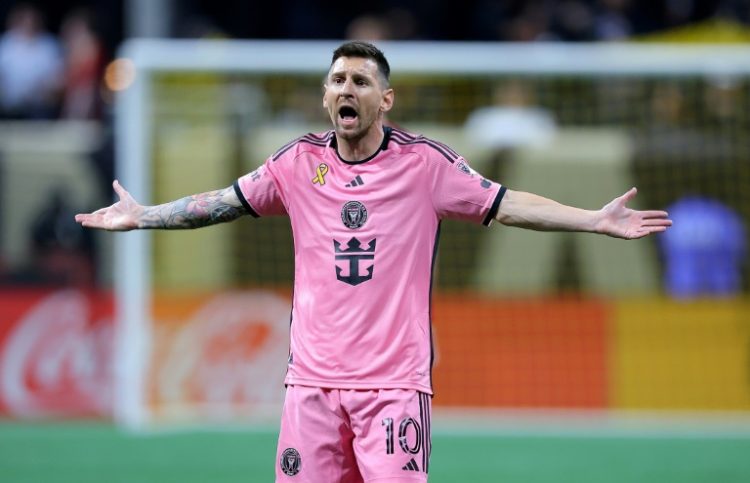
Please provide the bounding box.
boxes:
[330,68,372,78]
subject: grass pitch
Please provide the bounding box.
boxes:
[1,420,749,482]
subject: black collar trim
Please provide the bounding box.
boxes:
[331,127,392,165]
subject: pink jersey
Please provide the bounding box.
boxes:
[235,127,504,394]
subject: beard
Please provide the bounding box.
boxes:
[335,125,364,141]
[333,114,376,141]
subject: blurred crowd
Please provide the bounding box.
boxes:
[2,0,750,120]
[176,0,750,41]
[0,3,104,120]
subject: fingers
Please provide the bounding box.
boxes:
[643,225,669,234]
[620,187,637,204]
[629,225,669,239]
[643,225,669,236]
[74,213,103,228]
[640,210,669,219]
[113,179,128,199]
[75,213,97,223]
[75,213,125,231]
[641,218,673,227]
[630,218,671,239]
[74,206,110,221]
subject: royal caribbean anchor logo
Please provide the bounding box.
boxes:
[334,237,376,286]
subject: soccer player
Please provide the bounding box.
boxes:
[75,41,672,482]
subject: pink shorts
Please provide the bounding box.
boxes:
[275,385,431,482]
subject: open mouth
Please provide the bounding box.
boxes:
[338,106,359,126]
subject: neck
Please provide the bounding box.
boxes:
[335,123,385,162]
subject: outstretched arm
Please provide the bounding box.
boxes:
[75,180,247,231]
[495,187,671,239]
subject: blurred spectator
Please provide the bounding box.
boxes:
[0,3,63,119]
[32,188,95,284]
[704,74,744,123]
[60,8,104,119]
[345,8,419,41]
[473,0,555,41]
[346,14,392,41]
[464,80,557,151]
[504,3,554,41]
[594,0,633,40]
[382,7,419,40]
[659,197,746,299]
[2,188,96,287]
[552,0,596,41]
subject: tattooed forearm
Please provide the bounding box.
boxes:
[139,187,245,229]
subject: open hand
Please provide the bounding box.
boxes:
[74,180,143,231]
[597,188,672,239]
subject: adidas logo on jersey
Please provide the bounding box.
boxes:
[345,175,364,188]
[402,458,420,472]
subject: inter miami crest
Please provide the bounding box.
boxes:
[280,448,301,476]
[341,201,368,229]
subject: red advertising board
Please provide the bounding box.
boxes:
[148,290,291,420]
[11,289,739,419]
[432,295,609,408]
[0,289,114,418]
[1,289,609,419]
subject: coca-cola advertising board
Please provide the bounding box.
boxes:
[149,290,291,420]
[0,289,114,418]
[0,289,291,420]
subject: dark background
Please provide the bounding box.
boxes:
[3,0,749,59]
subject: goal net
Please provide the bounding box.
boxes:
[115,40,750,428]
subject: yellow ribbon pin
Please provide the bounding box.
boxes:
[312,163,329,186]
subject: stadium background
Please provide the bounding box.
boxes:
[1,1,750,482]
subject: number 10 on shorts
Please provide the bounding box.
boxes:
[382,417,422,455]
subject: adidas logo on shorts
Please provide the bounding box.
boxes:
[402,458,420,471]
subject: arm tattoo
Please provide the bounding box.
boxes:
[139,187,246,229]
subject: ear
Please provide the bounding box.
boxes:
[380,88,394,114]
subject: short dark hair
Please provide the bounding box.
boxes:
[331,41,391,87]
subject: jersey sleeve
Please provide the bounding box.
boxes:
[429,156,507,226]
[233,159,288,217]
